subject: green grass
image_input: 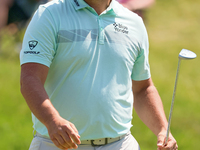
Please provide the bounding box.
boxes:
[0,0,200,149]
[0,60,33,149]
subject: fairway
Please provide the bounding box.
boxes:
[0,0,200,149]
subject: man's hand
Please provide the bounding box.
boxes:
[46,116,81,149]
[157,131,178,150]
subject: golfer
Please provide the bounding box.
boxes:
[20,0,178,150]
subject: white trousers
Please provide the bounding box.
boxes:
[29,132,140,150]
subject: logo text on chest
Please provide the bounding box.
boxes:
[113,22,129,34]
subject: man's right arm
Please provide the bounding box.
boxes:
[20,63,81,149]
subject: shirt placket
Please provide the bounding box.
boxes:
[97,16,105,45]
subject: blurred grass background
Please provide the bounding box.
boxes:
[0,0,199,149]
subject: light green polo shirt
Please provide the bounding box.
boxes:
[20,0,151,140]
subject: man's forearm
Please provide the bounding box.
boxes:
[133,84,168,136]
[20,63,81,149]
[20,75,60,127]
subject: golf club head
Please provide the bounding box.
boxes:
[179,49,197,60]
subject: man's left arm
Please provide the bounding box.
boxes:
[132,78,178,150]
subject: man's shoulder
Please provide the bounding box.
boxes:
[39,0,71,12]
[40,0,63,9]
[117,9,144,31]
[34,0,76,20]
[114,2,143,24]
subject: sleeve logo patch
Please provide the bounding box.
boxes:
[29,40,38,50]
[24,40,40,54]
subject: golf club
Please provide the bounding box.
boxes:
[164,49,197,145]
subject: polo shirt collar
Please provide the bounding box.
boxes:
[70,0,119,15]
[107,0,119,15]
[71,0,89,10]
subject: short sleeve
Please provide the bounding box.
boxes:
[131,19,151,81]
[20,5,57,67]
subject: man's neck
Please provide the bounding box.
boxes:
[84,0,112,15]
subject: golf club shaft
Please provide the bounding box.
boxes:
[164,58,181,145]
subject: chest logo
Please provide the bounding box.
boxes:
[113,22,129,34]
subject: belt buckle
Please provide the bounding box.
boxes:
[91,140,98,146]
[91,138,108,146]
